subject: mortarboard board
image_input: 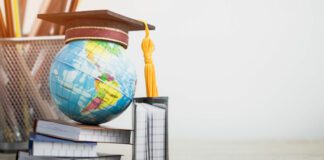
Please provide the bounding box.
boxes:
[38,10,155,48]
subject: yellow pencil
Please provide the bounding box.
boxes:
[12,0,22,37]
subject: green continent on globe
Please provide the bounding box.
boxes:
[49,39,136,124]
[86,40,122,58]
[80,41,123,114]
[81,73,122,114]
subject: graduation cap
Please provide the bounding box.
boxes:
[38,10,155,48]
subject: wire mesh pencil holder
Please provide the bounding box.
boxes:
[0,36,65,152]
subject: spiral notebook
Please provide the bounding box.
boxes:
[133,97,168,160]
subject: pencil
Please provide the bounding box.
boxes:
[19,0,27,35]
[0,8,8,37]
[4,0,15,37]
[29,0,69,36]
[12,0,22,37]
[54,0,68,35]
[28,0,52,36]
[58,0,80,35]
[69,0,79,12]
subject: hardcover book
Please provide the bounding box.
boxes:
[34,120,131,144]
[29,134,97,157]
[17,151,122,160]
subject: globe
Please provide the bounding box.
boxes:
[49,40,136,125]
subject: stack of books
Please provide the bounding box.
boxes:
[16,119,132,160]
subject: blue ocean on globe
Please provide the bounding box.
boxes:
[49,40,136,125]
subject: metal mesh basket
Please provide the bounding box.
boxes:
[0,36,65,151]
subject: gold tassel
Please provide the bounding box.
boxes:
[141,21,158,97]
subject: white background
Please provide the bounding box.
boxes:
[14,0,324,141]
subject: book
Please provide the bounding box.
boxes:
[17,151,122,160]
[97,143,133,160]
[29,134,97,157]
[134,102,167,160]
[34,120,131,144]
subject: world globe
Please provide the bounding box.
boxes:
[49,40,136,125]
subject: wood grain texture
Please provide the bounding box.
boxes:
[53,0,69,35]
[29,0,68,36]
[58,0,80,35]
[38,10,156,31]
[4,0,14,37]
[68,0,79,12]
[0,8,8,37]
[18,0,27,33]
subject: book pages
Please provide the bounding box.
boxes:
[135,103,166,160]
